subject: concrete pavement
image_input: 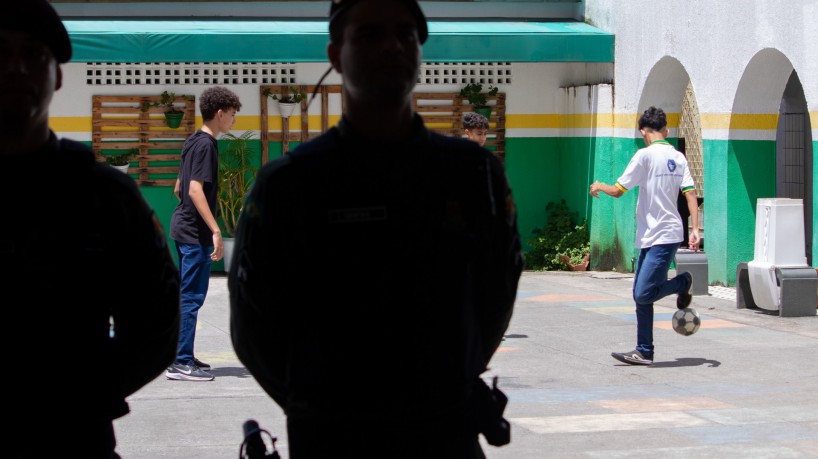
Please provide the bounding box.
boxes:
[114,270,818,458]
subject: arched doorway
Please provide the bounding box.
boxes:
[725,48,799,283]
[638,57,703,248]
[776,70,813,264]
[679,81,705,247]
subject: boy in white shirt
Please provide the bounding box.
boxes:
[590,106,700,365]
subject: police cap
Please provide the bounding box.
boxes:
[329,0,428,45]
[1,0,72,63]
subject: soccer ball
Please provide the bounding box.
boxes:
[672,307,701,336]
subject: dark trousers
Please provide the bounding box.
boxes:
[175,242,212,364]
[633,242,685,355]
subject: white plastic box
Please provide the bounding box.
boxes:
[747,198,808,309]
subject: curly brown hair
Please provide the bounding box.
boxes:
[463,111,489,130]
[200,86,242,121]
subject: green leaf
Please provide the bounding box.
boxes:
[525,200,589,271]
[217,130,258,237]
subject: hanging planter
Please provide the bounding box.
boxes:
[104,149,137,174]
[277,102,297,119]
[164,111,184,129]
[263,86,306,119]
[460,82,498,122]
[474,106,492,120]
[142,90,190,129]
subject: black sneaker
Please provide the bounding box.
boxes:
[611,350,653,365]
[193,357,211,370]
[677,272,693,310]
[166,363,215,381]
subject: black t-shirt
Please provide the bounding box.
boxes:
[170,129,219,245]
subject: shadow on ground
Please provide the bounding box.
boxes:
[650,357,721,368]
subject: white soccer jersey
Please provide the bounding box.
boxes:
[616,141,695,249]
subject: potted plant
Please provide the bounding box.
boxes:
[217,130,258,271]
[104,148,137,174]
[142,90,188,128]
[263,87,306,118]
[526,199,586,271]
[459,82,498,120]
[553,222,590,271]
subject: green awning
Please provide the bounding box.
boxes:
[65,20,613,63]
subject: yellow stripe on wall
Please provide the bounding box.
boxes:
[51,113,799,134]
[506,114,563,129]
[49,117,92,132]
[49,115,343,134]
[700,113,779,130]
[504,113,676,130]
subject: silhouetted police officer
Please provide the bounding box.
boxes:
[229,1,523,457]
[1,2,181,457]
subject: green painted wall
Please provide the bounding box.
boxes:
[726,139,776,285]
[702,139,728,283]
[505,137,594,257]
[114,134,806,286]
[560,137,597,226]
[587,137,641,272]
[587,137,777,285]
[677,139,776,286]
[139,185,178,264]
[505,138,561,252]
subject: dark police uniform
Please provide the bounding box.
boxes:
[230,115,523,458]
[2,134,180,458]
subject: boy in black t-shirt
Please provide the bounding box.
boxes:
[167,86,241,381]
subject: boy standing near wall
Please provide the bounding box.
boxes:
[589,106,700,365]
[168,86,241,381]
[463,111,489,147]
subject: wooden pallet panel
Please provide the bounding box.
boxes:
[260,84,343,162]
[92,94,195,186]
[415,91,506,160]
[259,88,506,162]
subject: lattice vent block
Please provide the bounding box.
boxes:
[417,62,512,86]
[85,62,298,86]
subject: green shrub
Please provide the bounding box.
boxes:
[526,200,590,270]
[551,222,590,267]
[217,131,257,237]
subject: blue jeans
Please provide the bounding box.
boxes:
[632,242,686,356]
[175,242,212,365]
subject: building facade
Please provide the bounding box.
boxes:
[48,1,817,286]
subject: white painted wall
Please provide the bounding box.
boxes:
[584,0,818,117]
[51,60,613,141]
